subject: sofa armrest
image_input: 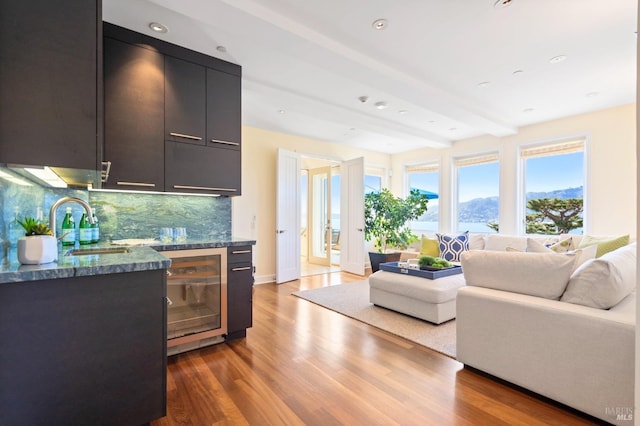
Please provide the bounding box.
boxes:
[456,286,634,425]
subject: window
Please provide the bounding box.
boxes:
[454,153,499,233]
[406,163,439,232]
[521,139,585,235]
[364,166,384,194]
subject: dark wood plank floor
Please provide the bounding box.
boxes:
[152,272,599,425]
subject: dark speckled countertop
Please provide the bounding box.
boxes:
[0,237,255,284]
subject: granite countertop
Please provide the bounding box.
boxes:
[0,237,256,284]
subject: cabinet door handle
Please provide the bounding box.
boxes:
[231,266,252,272]
[210,139,240,146]
[170,132,203,141]
[231,250,251,254]
[117,181,156,187]
[101,161,112,183]
[166,297,173,306]
[173,185,237,192]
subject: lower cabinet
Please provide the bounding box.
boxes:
[227,245,254,340]
[165,141,241,195]
[0,270,167,425]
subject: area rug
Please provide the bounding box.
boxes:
[292,280,456,359]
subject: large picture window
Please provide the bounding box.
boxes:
[406,163,439,232]
[453,153,499,233]
[521,139,585,235]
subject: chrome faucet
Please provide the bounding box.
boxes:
[49,197,94,239]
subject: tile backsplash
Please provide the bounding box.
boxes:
[1,168,231,245]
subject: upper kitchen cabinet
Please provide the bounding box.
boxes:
[207,68,241,150]
[0,0,101,170]
[165,57,206,145]
[103,37,164,191]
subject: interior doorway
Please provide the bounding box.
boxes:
[300,157,341,277]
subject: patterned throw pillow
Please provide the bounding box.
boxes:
[549,237,574,253]
[436,232,469,262]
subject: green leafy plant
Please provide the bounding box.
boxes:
[364,188,429,253]
[418,255,452,269]
[17,216,52,236]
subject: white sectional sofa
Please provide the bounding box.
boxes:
[456,239,636,425]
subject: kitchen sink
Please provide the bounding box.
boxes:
[66,247,131,256]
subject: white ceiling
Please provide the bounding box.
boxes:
[103,0,637,154]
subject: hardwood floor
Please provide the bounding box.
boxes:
[153,272,599,425]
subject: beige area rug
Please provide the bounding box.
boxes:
[292,280,457,359]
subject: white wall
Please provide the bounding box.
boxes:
[391,104,637,237]
[232,126,390,283]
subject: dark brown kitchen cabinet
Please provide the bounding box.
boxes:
[165,56,206,145]
[207,68,242,149]
[103,37,164,191]
[227,245,254,340]
[0,0,101,170]
[165,142,241,195]
[0,270,167,425]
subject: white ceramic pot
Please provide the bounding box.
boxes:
[17,235,58,264]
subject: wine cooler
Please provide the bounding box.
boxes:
[162,248,227,356]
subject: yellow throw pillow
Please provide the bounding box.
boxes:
[420,235,440,257]
[578,234,630,258]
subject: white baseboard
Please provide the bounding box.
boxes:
[254,274,275,285]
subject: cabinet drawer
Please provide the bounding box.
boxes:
[165,142,241,195]
[227,246,252,263]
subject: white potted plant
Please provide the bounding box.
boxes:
[16,217,57,264]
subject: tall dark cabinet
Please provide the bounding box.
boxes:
[103,37,165,191]
[103,23,243,195]
[226,246,254,340]
[0,0,101,170]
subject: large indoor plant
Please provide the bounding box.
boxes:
[364,188,429,272]
[16,216,57,265]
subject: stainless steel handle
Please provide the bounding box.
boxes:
[173,185,237,192]
[231,266,252,272]
[169,132,203,141]
[117,181,156,187]
[231,250,251,254]
[101,161,111,183]
[210,139,240,146]
[166,297,173,306]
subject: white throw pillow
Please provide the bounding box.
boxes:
[484,234,528,252]
[527,238,596,271]
[461,250,576,300]
[561,243,636,309]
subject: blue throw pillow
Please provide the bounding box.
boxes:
[436,232,469,262]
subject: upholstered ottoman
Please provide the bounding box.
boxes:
[369,270,465,324]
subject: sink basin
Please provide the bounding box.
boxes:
[66,247,131,256]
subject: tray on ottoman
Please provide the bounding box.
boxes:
[379,262,462,280]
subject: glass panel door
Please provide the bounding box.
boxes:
[308,166,331,266]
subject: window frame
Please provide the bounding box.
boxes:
[517,136,589,235]
[405,161,440,233]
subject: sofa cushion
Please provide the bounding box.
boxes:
[420,235,440,257]
[527,238,597,271]
[561,243,636,309]
[484,234,528,252]
[461,250,577,299]
[549,237,574,252]
[436,232,469,262]
[578,234,630,258]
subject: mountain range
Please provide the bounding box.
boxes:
[420,186,583,222]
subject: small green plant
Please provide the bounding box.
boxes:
[17,216,52,236]
[418,255,452,269]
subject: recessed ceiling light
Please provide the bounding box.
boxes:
[512,69,524,76]
[374,101,388,110]
[522,108,535,113]
[477,81,491,88]
[358,95,369,103]
[449,127,457,132]
[494,0,514,8]
[216,45,227,53]
[149,22,168,33]
[398,110,408,115]
[549,55,567,64]
[428,120,436,124]
[372,19,388,30]
[586,92,599,98]
[278,109,285,114]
